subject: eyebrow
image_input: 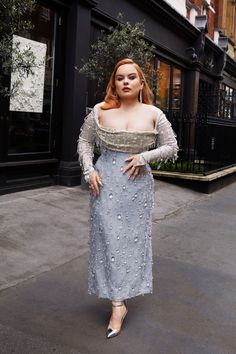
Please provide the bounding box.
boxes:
[115,73,138,77]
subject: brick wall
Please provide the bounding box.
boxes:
[187,0,216,40]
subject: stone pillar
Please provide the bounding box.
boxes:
[183,63,200,115]
[58,0,97,186]
[182,62,201,161]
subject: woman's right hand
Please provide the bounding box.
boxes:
[88,170,102,197]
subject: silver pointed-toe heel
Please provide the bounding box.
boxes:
[106,300,128,339]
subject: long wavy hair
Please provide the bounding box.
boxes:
[101,58,153,110]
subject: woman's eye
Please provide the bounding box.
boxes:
[129,76,136,80]
[117,77,123,81]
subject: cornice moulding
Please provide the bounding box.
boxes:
[78,0,98,8]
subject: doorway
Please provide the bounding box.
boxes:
[0,2,65,193]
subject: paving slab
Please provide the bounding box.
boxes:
[0,181,204,291]
[0,181,236,354]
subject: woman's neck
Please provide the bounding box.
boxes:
[119,99,141,110]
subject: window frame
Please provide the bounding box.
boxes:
[153,57,183,114]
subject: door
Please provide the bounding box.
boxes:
[0,2,65,191]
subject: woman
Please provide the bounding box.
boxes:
[77,58,178,339]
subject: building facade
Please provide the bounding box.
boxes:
[0,0,235,194]
[186,0,236,61]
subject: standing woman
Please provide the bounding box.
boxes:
[78,58,178,339]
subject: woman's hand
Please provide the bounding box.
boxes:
[89,170,102,197]
[123,155,145,180]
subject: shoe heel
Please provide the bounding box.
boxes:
[106,300,128,339]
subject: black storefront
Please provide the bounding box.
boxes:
[0,0,67,193]
[0,0,235,194]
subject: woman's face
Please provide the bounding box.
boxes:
[114,64,143,101]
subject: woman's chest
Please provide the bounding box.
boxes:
[98,111,155,132]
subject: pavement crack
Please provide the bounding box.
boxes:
[153,194,211,223]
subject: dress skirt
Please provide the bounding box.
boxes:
[88,148,154,300]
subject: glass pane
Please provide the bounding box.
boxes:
[219,84,235,119]
[144,58,155,92]
[198,80,216,116]
[225,86,233,119]
[156,60,170,111]
[172,67,182,112]
[8,4,55,154]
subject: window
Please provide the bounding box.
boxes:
[198,81,236,119]
[153,59,182,113]
[172,68,182,112]
[7,4,56,154]
[156,60,170,111]
[221,84,236,119]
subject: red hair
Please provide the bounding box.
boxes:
[101,58,153,110]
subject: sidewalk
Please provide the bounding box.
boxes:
[0,181,236,354]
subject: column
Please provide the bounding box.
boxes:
[58,0,97,186]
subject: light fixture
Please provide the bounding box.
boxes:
[195,15,208,32]
[218,36,228,51]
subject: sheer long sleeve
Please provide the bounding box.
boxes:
[77,109,96,183]
[137,111,178,166]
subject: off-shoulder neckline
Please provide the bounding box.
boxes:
[93,104,158,134]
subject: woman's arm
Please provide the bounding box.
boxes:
[138,110,178,165]
[124,110,178,178]
[77,108,96,183]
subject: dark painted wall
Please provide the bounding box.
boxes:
[1,0,235,193]
[93,0,195,65]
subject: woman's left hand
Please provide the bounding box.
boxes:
[123,155,145,180]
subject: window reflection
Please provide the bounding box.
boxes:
[222,85,235,119]
[155,60,182,112]
[172,68,182,112]
[198,81,236,119]
[8,4,55,154]
[156,60,170,111]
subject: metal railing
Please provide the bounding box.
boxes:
[198,88,236,120]
[151,112,236,175]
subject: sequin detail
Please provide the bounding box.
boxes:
[88,150,154,300]
[77,102,179,300]
[77,103,179,182]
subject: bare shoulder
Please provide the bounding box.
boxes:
[95,101,111,115]
[93,102,106,120]
[141,104,164,124]
[94,101,105,110]
[142,104,163,116]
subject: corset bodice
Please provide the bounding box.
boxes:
[93,105,158,153]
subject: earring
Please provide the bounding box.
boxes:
[139,89,143,103]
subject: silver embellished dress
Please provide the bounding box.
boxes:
[77,103,178,300]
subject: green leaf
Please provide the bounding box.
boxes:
[0,0,36,97]
[78,13,156,92]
